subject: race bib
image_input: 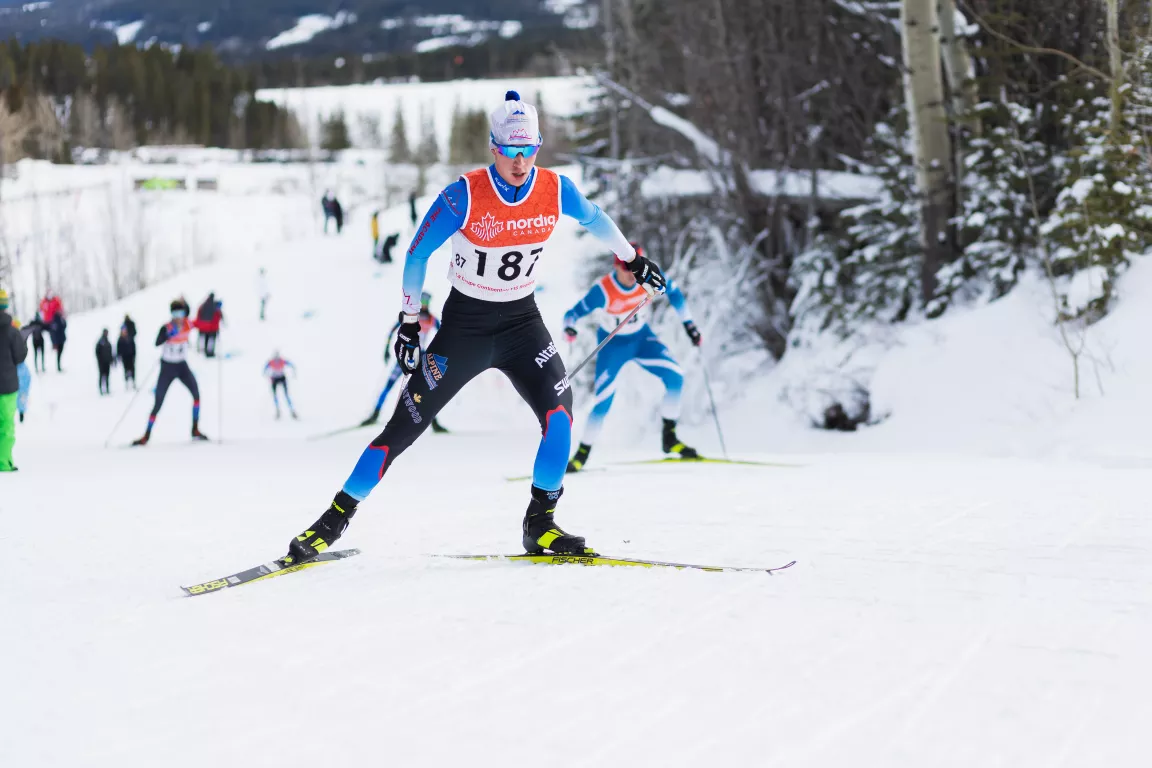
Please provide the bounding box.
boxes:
[448,237,547,302]
[450,167,561,303]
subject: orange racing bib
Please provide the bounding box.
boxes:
[449,167,561,302]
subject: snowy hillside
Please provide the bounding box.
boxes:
[4,157,1152,764]
[257,75,595,152]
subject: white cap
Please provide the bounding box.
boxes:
[489,90,541,147]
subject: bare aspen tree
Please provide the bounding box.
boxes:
[937,0,978,126]
[902,0,954,303]
[1105,0,1123,130]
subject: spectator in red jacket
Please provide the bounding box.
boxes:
[40,292,67,372]
[39,292,63,326]
[194,292,224,358]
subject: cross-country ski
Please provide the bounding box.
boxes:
[181,549,361,596]
[439,553,797,574]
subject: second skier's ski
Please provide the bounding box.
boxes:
[437,553,796,574]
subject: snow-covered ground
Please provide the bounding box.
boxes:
[3,159,1152,766]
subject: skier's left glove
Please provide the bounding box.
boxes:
[625,253,667,295]
[683,321,702,347]
[394,313,422,374]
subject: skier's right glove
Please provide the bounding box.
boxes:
[683,320,702,347]
[563,326,578,342]
[394,313,421,374]
[625,254,667,295]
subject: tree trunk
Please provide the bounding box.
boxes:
[1105,0,1123,132]
[902,0,954,305]
[937,0,979,131]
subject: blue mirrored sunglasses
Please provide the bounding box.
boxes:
[495,143,540,159]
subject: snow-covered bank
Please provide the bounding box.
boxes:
[740,258,1152,464]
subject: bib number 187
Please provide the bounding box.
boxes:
[457,248,542,282]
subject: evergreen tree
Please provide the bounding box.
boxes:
[792,117,921,335]
[388,101,411,163]
[1040,84,1152,320]
[321,110,352,152]
[415,102,439,164]
[943,100,1048,303]
[447,102,489,165]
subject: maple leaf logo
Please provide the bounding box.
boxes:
[470,212,504,241]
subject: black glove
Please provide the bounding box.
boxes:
[626,254,667,294]
[563,326,578,342]
[393,313,421,374]
[384,346,391,363]
[684,320,702,347]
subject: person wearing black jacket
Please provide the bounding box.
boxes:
[48,314,67,372]
[95,329,114,395]
[0,289,28,472]
[331,195,344,234]
[116,325,137,389]
[121,314,137,342]
[378,232,399,264]
[26,313,46,373]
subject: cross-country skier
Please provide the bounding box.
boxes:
[563,247,702,471]
[359,291,446,433]
[195,293,224,357]
[131,298,209,446]
[264,351,297,420]
[280,90,668,564]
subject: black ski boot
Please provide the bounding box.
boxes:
[191,424,209,441]
[522,486,594,555]
[431,418,448,434]
[661,419,699,459]
[284,491,359,565]
[132,431,151,447]
[566,443,592,473]
[359,409,380,427]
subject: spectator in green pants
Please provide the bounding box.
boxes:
[0,288,29,472]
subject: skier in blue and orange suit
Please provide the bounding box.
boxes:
[562,246,702,472]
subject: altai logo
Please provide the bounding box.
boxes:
[534,341,558,368]
[470,212,504,241]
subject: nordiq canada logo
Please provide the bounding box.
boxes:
[470,212,504,241]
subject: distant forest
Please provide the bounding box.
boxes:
[0,40,303,161]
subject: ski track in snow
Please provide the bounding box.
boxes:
[2,173,1152,766]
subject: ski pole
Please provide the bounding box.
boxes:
[699,354,728,460]
[104,356,160,449]
[217,353,223,445]
[560,294,651,387]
